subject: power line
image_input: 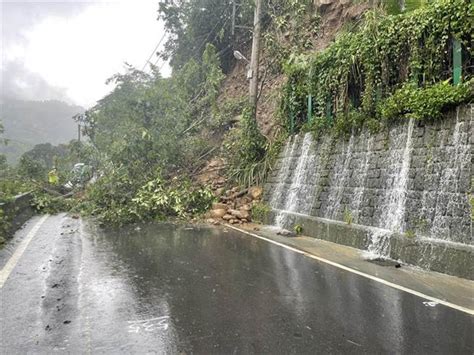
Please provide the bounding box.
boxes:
[141,32,167,72]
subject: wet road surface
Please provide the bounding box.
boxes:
[1,214,473,353]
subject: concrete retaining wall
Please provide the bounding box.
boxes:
[267,209,474,280]
[0,192,35,240]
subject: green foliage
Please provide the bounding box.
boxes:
[0,208,9,242]
[84,45,224,180]
[378,79,473,121]
[251,201,271,224]
[133,175,214,220]
[80,168,214,225]
[81,168,141,225]
[16,140,95,184]
[0,179,32,203]
[72,44,228,225]
[343,207,354,225]
[293,224,303,234]
[31,191,71,214]
[282,0,473,133]
[379,0,428,14]
[223,107,269,187]
[158,0,253,72]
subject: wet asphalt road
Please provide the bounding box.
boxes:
[0,214,473,354]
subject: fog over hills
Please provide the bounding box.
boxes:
[0,98,84,164]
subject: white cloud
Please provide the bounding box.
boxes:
[3,0,170,108]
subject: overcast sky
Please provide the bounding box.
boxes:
[1,0,171,108]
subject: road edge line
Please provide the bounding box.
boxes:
[0,215,49,288]
[226,224,474,316]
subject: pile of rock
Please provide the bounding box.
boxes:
[206,186,263,225]
[196,157,263,225]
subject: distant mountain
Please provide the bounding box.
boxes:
[0,99,84,164]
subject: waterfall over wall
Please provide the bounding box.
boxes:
[265,105,473,246]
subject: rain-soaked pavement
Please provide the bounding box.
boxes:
[1,214,473,353]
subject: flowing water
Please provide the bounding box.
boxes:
[365,229,392,259]
[274,133,318,227]
[366,118,415,257]
[378,117,415,233]
[351,135,374,223]
[269,136,299,210]
[429,107,470,241]
[324,133,355,220]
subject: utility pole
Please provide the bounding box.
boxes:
[249,0,262,113]
[231,0,237,37]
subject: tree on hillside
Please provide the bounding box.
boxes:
[82,44,225,179]
[158,0,254,72]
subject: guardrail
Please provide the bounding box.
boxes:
[0,192,35,241]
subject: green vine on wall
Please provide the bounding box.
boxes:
[281,0,473,134]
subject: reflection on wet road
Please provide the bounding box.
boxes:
[1,215,473,353]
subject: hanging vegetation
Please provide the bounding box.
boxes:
[281,0,473,134]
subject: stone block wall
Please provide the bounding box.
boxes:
[265,105,473,245]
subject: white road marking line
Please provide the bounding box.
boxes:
[226,224,474,316]
[0,215,49,288]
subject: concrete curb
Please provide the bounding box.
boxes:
[267,209,474,280]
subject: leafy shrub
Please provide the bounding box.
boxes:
[80,168,214,225]
[293,224,303,235]
[133,175,214,220]
[251,202,271,224]
[378,80,473,121]
[82,168,142,225]
[0,179,33,203]
[31,191,71,214]
[0,208,10,241]
[343,207,354,225]
[223,107,268,186]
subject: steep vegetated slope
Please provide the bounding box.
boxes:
[203,0,473,225]
[218,0,369,138]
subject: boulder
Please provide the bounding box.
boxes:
[237,209,250,220]
[222,214,233,221]
[241,196,252,204]
[248,186,263,200]
[212,202,228,210]
[229,209,250,220]
[214,187,225,197]
[241,204,252,211]
[210,209,227,219]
